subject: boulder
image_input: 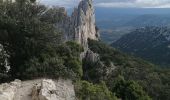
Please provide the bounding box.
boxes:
[32,79,75,100]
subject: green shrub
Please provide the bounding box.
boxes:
[87,39,170,100]
[24,56,74,79]
[112,76,152,100]
[66,58,83,78]
[23,41,84,80]
[75,81,118,100]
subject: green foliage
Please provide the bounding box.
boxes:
[0,1,169,100]
[0,1,56,78]
[0,1,83,80]
[21,41,84,80]
[112,76,151,100]
[56,41,84,58]
[75,81,118,100]
[40,6,66,23]
[24,56,70,79]
[56,41,84,79]
[83,59,108,83]
[112,26,170,67]
[87,39,170,100]
[66,58,83,78]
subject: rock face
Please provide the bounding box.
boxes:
[32,79,75,100]
[56,0,99,49]
[32,80,56,100]
[0,79,21,100]
[0,79,76,100]
[71,0,99,48]
[84,50,99,63]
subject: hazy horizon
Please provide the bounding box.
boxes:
[40,0,170,8]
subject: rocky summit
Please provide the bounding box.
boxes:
[56,0,99,49]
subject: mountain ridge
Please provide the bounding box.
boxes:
[112,26,170,67]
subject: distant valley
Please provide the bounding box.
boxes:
[95,8,170,67]
[95,8,170,43]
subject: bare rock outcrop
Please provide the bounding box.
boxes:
[71,0,99,48]
[56,0,99,49]
[84,49,100,63]
[32,79,75,100]
[0,79,21,100]
[32,79,57,100]
[0,79,75,100]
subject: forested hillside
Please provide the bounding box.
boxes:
[86,39,170,100]
[0,0,170,100]
[112,26,170,67]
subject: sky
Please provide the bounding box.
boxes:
[40,0,170,8]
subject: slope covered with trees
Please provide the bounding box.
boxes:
[112,26,170,67]
[0,0,116,99]
[0,0,170,100]
[85,39,170,100]
[0,0,83,80]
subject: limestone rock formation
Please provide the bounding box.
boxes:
[0,79,75,100]
[71,0,99,48]
[32,79,75,100]
[32,80,56,100]
[84,50,99,63]
[56,0,99,49]
[0,79,21,100]
[0,44,10,72]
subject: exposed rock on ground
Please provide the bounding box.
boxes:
[0,79,21,100]
[32,79,75,100]
[0,79,75,100]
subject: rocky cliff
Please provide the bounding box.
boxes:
[56,0,99,49]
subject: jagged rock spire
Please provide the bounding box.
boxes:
[56,0,99,49]
[72,0,99,48]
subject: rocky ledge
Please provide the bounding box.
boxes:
[0,79,75,100]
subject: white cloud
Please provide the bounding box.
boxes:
[157,4,170,8]
[39,0,170,8]
[96,2,135,8]
[39,0,79,8]
[96,0,170,8]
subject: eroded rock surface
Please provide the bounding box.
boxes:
[0,79,75,100]
[32,79,75,100]
[0,79,21,100]
[56,0,99,49]
[84,50,100,63]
